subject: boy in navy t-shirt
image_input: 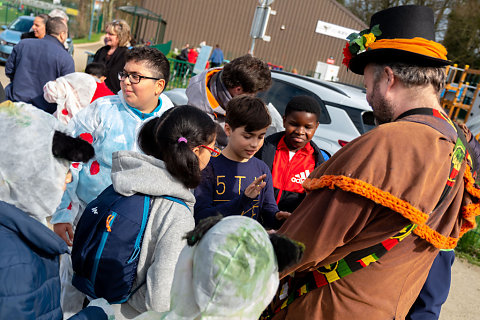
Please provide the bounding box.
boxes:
[194,95,290,228]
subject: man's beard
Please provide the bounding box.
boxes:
[370,82,395,125]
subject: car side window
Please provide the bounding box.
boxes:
[257,79,331,124]
[362,111,376,132]
[10,19,33,33]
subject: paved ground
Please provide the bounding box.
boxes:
[0,37,105,88]
[439,257,480,320]
[71,38,105,72]
[0,62,8,87]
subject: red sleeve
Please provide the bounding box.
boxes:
[90,82,115,103]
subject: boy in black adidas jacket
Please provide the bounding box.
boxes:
[256,95,328,214]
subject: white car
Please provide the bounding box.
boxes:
[165,70,374,157]
[258,71,374,156]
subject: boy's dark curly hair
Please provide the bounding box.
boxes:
[222,55,271,93]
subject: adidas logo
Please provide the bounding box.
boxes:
[291,170,310,184]
[91,207,99,215]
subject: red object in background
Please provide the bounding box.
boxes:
[327,57,335,64]
[267,62,283,71]
[188,48,198,64]
[91,82,115,102]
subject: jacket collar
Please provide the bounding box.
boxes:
[43,34,67,50]
[278,135,314,155]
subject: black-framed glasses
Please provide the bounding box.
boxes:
[118,71,160,84]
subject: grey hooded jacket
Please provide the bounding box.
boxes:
[186,68,226,122]
[110,151,195,320]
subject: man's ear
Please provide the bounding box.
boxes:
[384,66,396,90]
[60,31,67,43]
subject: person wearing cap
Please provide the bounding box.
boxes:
[264,5,480,319]
[255,95,329,217]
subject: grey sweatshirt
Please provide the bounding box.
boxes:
[110,151,195,319]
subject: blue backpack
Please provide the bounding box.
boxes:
[71,185,188,304]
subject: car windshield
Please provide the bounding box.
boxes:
[9,18,33,33]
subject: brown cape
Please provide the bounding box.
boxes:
[271,115,480,319]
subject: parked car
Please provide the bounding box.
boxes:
[164,70,374,157]
[0,16,34,62]
[0,15,74,63]
[258,70,374,156]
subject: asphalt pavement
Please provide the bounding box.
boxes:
[0,37,105,90]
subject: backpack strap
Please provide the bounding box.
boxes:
[124,195,190,302]
[161,195,190,211]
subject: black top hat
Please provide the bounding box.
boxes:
[346,5,450,75]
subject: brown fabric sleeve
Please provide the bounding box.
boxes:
[279,187,410,278]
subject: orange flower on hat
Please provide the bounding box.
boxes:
[342,42,353,67]
[364,33,376,48]
[343,25,382,70]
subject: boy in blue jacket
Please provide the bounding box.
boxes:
[194,95,290,228]
[50,46,174,317]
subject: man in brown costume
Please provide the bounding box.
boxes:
[266,5,480,320]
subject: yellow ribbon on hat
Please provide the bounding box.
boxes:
[367,37,448,60]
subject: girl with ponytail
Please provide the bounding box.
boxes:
[72,105,217,319]
[138,105,219,188]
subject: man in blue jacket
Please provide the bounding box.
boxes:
[209,44,224,67]
[5,17,74,104]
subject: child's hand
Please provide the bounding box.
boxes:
[54,223,74,246]
[275,211,291,220]
[244,174,267,199]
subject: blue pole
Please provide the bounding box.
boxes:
[88,0,95,41]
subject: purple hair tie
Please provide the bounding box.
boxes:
[178,137,188,144]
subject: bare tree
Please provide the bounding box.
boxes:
[68,0,92,38]
[443,0,480,68]
[338,0,457,38]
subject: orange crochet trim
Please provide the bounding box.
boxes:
[460,204,479,236]
[303,175,429,225]
[303,175,466,249]
[413,224,458,249]
[464,166,480,198]
[460,165,480,236]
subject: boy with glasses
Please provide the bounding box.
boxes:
[51,46,174,317]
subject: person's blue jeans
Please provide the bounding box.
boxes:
[406,250,455,320]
